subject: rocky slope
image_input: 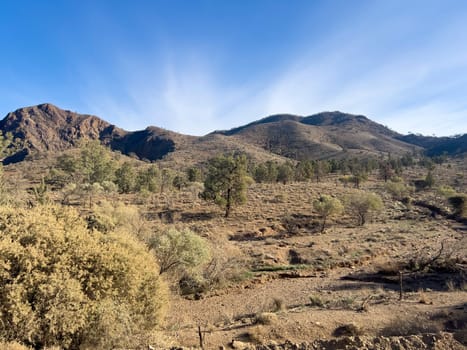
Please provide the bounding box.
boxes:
[213,112,420,160]
[1,104,464,165]
[0,104,193,164]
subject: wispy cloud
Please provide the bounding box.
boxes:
[76,2,467,136]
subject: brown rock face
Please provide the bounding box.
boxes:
[0,103,120,152]
[0,103,178,164]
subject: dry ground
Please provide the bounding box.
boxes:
[155,163,466,349]
[3,158,467,349]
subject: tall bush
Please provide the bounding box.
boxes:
[346,191,383,226]
[0,205,167,349]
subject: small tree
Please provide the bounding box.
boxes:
[350,172,368,189]
[160,168,175,193]
[424,170,435,188]
[135,165,160,192]
[347,191,383,226]
[379,161,395,182]
[253,163,269,183]
[148,228,210,275]
[277,162,294,184]
[313,195,344,232]
[173,174,188,190]
[265,160,279,182]
[79,140,116,184]
[187,167,202,182]
[79,182,103,207]
[46,153,81,189]
[295,160,314,181]
[115,161,136,193]
[313,160,330,183]
[201,154,250,217]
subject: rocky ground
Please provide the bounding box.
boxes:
[157,167,466,349]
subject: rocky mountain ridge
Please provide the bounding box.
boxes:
[0,103,464,165]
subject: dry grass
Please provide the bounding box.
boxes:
[255,312,278,325]
[333,323,364,337]
[2,157,467,348]
[0,342,31,350]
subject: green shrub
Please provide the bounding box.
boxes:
[313,195,343,232]
[88,200,144,234]
[309,294,326,307]
[148,228,210,275]
[437,185,457,198]
[0,205,167,349]
[346,191,383,226]
[385,180,413,200]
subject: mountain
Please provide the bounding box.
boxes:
[213,111,418,159]
[0,104,464,166]
[396,133,467,156]
[0,104,117,163]
[0,104,286,165]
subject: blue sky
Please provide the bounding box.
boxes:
[1,0,466,136]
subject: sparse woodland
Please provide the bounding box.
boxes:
[0,132,466,350]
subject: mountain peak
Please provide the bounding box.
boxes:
[0,104,117,163]
[303,111,369,125]
[1,103,464,166]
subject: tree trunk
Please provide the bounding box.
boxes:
[321,216,327,233]
[225,188,231,218]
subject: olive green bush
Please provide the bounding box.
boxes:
[346,191,383,226]
[148,227,210,275]
[385,180,414,200]
[313,195,344,232]
[88,200,145,235]
[0,205,167,350]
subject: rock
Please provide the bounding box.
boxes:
[226,332,465,350]
[231,339,250,349]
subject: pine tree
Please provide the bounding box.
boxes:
[201,154,250,217]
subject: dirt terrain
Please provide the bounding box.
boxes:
[148,163,467,349]
[2,155,466,350]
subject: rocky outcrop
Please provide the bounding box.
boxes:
[159,332,465,350]
[0,103,182,164]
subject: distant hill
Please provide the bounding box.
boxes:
[0,104,465,165]
[397,134,467,156]
[213,111,418,159]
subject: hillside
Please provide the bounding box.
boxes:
[214,112,420,160]
[397,134,467,156]
[1,104,465,166]
[0,104,195,164]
